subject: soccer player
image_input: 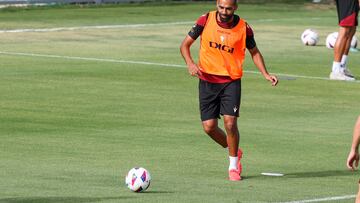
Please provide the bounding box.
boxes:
[180,0,278,181]
[330,0,359,81]
[346,116,360,202]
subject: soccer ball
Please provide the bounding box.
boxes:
[351,35,358,48]
[301,29,319,46]
[326,32,358,49]
[125,167,151,192]
[326,32,338,49]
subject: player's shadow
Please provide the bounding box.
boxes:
[285,170,357,178]
[0,196,132,203]
[0,191,174,203]
[244,169,356,179]
[145,191,174,194]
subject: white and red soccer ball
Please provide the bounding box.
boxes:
[326,32,358,49]
[125,167,151,192]
[301,29,319,46]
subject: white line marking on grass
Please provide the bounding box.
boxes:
[0,21,194,33]
[0,17,322,33]
[0,51,185,68]
[255,17,322,22]
[1,50,359,83]
[280,194,356,203]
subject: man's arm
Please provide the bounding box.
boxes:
[347,116,360,170]
[357,182,360,203]
[180,35,202,77]
[248,46,278,86]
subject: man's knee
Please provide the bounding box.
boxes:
[224,117,238,132]
[202,120,217,134]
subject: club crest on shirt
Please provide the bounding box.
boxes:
[220,35,225,42]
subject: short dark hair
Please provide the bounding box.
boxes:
[217,0,238,6]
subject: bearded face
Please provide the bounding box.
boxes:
[216,0,238,23]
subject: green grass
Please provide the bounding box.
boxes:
[0,2,360,203]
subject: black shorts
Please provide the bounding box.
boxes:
[336,0,359,26]
[199,79,241,121]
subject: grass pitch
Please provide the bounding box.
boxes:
[0,2,360,203]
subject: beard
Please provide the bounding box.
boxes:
[219,14,233,22]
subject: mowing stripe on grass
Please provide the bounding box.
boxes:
[0,18,322,33]
[280,194,356,203]
[0,50,359,83]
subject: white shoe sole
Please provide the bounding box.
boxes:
[329,72,356,81]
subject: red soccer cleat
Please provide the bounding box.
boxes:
[229,169,241,181]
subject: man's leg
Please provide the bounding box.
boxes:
[330,26,356,80]
[202,119,227,148]
[356,181,360,203]
[223,115,242,181]
[343,27,356,56]
[223,115,239,157]
[341,26,356,77]
[334,27,353,62]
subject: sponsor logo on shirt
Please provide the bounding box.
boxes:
[209,41,234,53]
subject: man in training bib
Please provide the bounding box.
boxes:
[180,0,278,181]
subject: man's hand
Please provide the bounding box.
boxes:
[347,149,359,170]
[187,63,202,77]
[265,75,278,86]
